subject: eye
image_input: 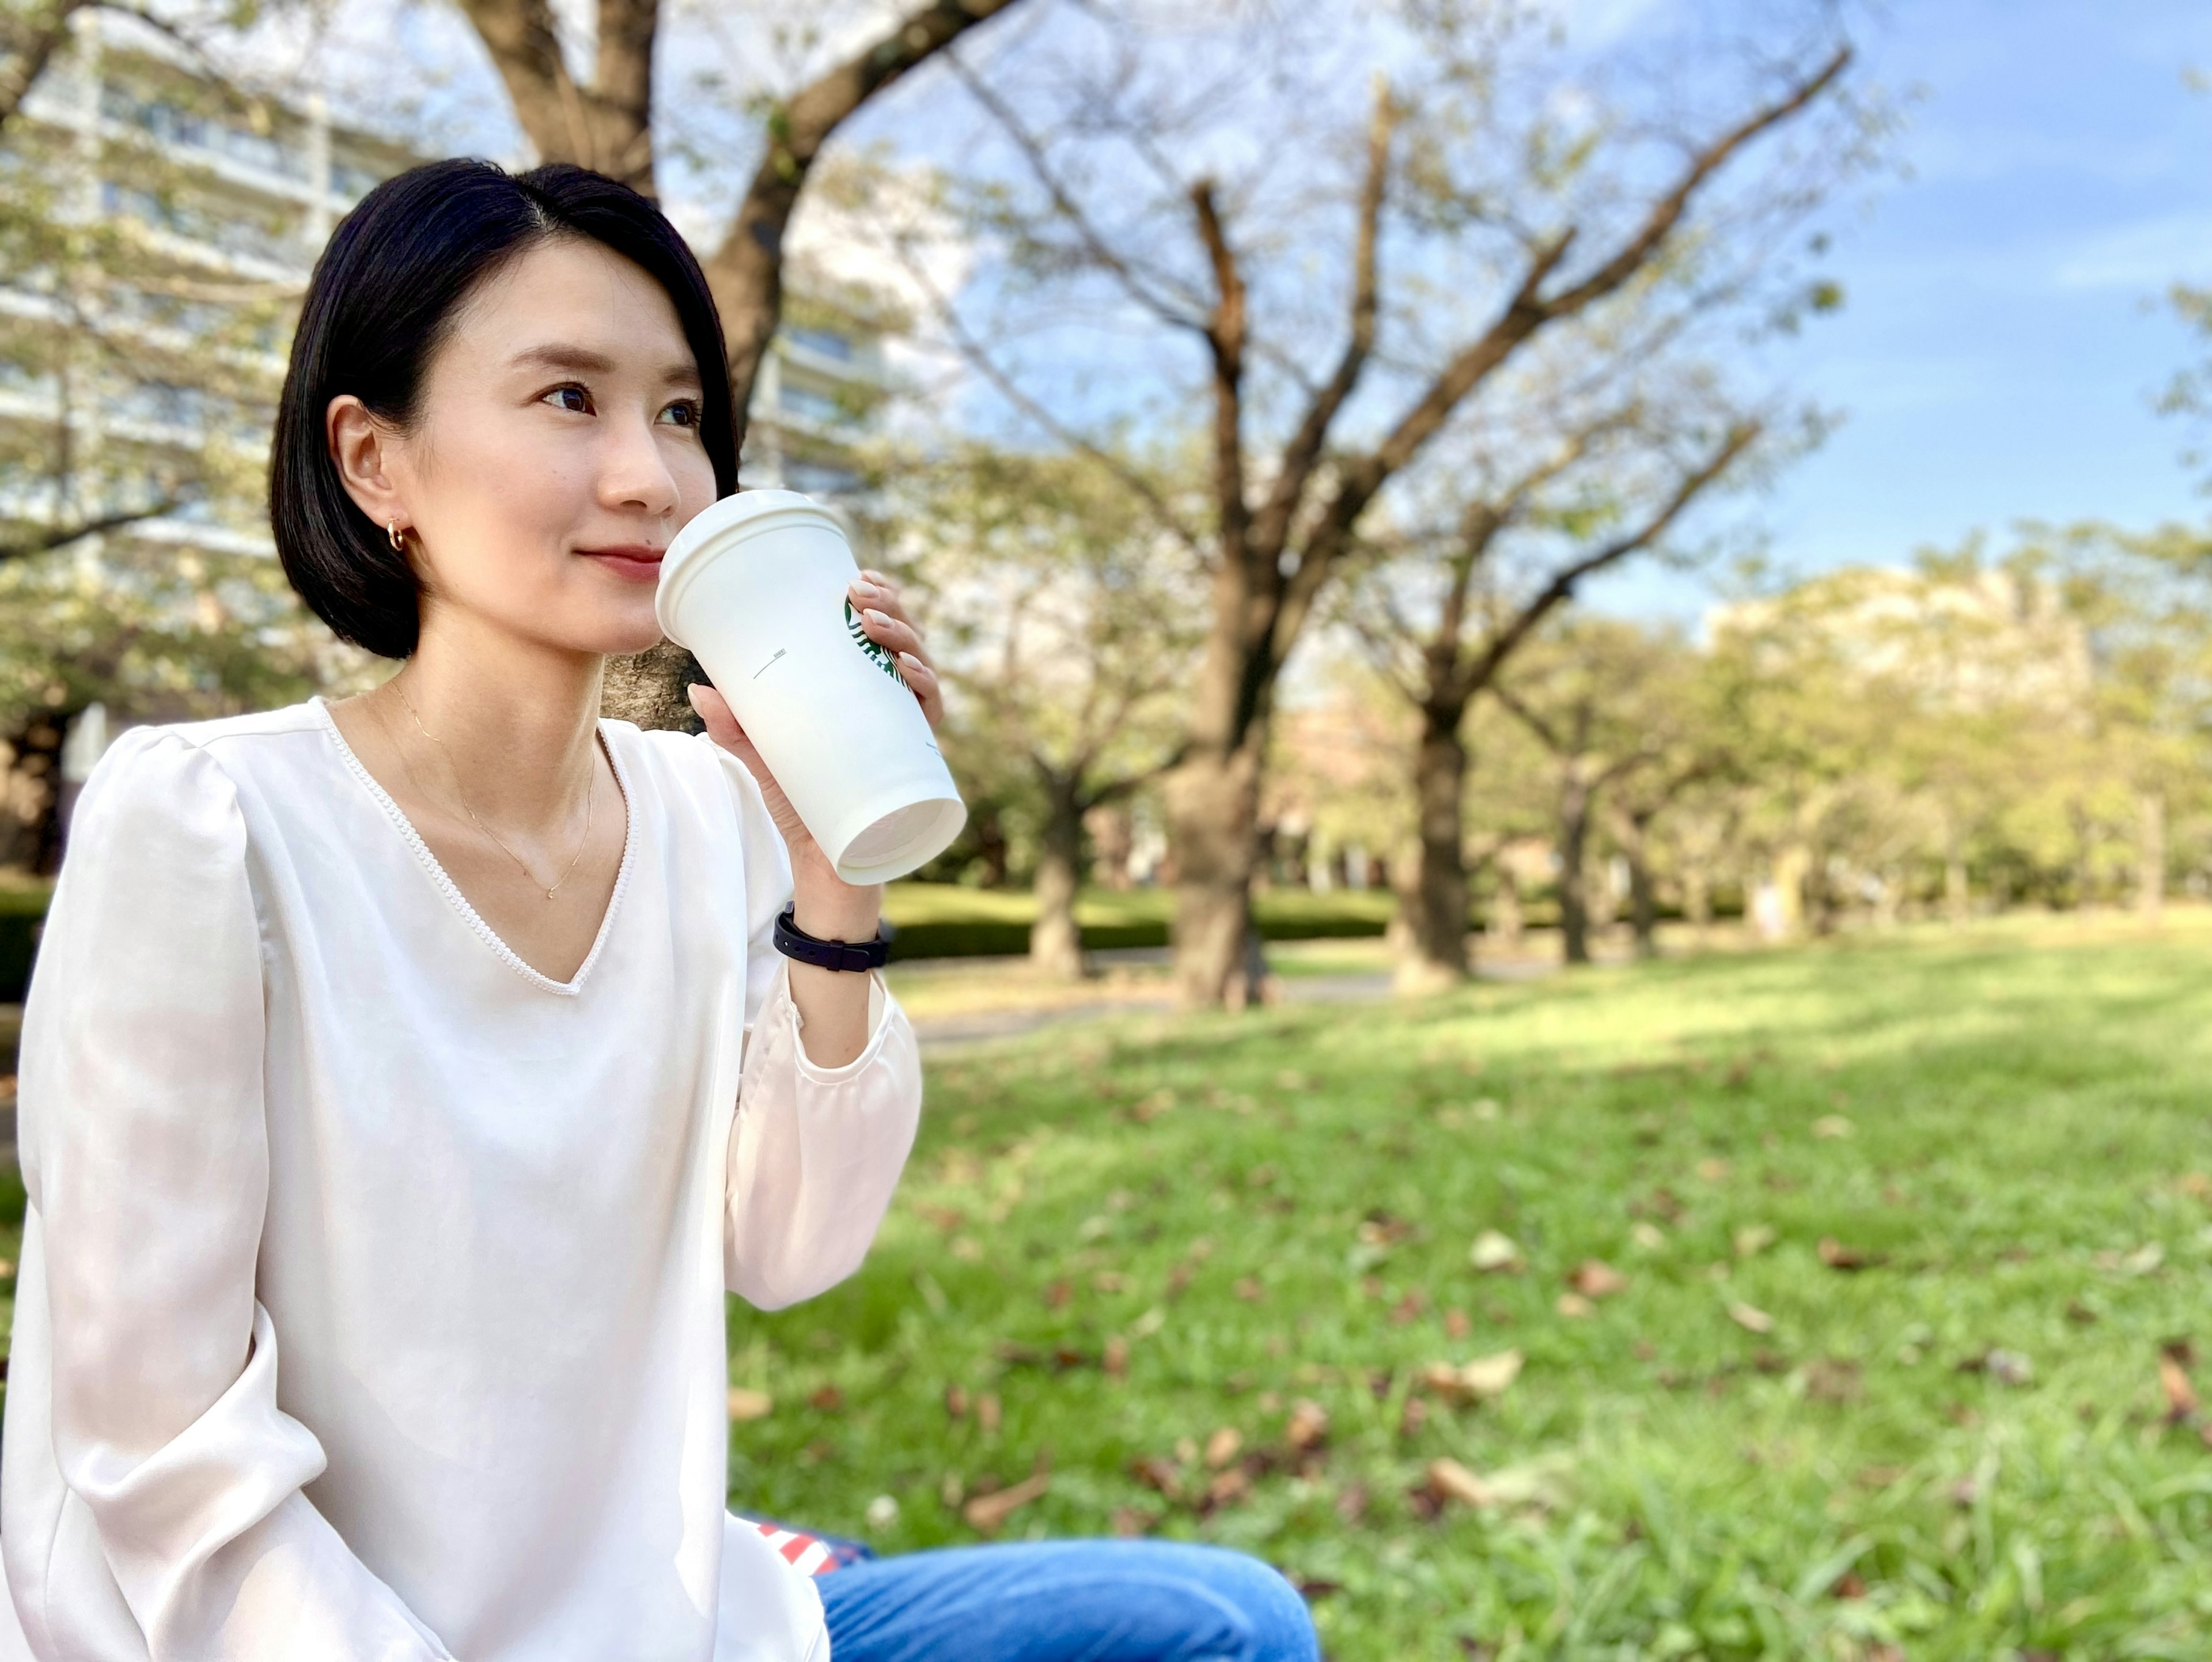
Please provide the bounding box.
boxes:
[658,399,702,430]
[543,384,593,415]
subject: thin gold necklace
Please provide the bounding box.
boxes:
[387,677,597,902]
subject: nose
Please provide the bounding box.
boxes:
[599,405,680,522]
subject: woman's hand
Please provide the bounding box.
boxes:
[685,569,941,941]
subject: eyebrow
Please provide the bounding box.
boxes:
[510,343,703,388]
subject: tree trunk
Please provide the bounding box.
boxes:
[1164,737,1266,1007]
[2138,789,2166,923]
[1397,706,1470,992]
[1557,766,1592,966]
[1488,867,1524,952]
[1085,803,1134,889]
[1620,813,1658,960]
[1682,864,1712,947]
[1029,781,1086,978]
[1944,845,1969,927]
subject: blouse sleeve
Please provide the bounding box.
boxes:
[703,737,923,1312]
[12,732,451,1659]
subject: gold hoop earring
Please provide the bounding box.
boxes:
[387,520,406,553]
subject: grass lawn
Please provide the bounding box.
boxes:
[729,914,2212,1660]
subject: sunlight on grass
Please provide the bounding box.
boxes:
[729,919,2212,1659]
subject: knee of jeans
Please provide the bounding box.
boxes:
[1174,1548,1321,1662]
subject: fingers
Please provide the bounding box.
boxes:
[897,652,944,729]
[685,681,747,749]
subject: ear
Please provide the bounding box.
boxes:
[325,394,410,533]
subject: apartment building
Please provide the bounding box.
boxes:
[1,16,885,570]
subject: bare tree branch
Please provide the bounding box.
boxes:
[456,0,658,188]
[1290,46,1850,617]
[1537,47,1852,318]
[1247,75,1395,565]
[1455,421,1759,701]
[0,497,185,562]
[1190,177,1251,574]
[0,0,86,134]
[889,234,1201,547]
[945,50,1206,331]
[702,0,1027,436]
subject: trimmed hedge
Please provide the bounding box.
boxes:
[881,886,1397,962]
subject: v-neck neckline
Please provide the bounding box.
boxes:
[313,695,638,998]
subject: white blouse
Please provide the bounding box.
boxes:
[0,699,923,1662]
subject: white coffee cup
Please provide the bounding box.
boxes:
[656,490,966,884]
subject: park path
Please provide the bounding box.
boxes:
[902,945,1569,1052]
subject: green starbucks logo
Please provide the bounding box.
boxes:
[846,600,908,686]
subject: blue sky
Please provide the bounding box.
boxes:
[316,0,2212,618]
[1589,0,2212,616]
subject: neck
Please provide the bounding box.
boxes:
[385,606,605,823]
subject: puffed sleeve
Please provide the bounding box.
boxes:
[702,737,923,1312]
[9,731,451,1659]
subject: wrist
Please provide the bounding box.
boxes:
[790,862,884,942]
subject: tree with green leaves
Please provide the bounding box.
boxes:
[889,443,1200,975]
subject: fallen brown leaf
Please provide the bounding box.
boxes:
[1109,1506,1157,1538]
[963,1467,1050,1534]
[1389,1288,1430,1324]
[1728,1302,1775,1335]
[1444,1308,1472,1339]
[808,1385,843,1411]
[2160,1342,2199,1421]
[726,1387,773,1422]
[1398,1396,1428,1437]
[1103,1335,1130,1379]
[976,1391,1002,1434]
[1556,1292,1593,1319]
[1422,1349,1525,1404]
[1205,1467,1251,1508]
[1568,1260,1628,1298]
[1043,1279,1071,1308]
[1334,1482,1369,1524]
[1285,1399,1330,1451]
[1205,1426,1243,1469]
[1233,1277,1266,1303]
[1426,1457,1495,1508]
[1817,1237,1877,1271]
[1129,1455,1183,1501]
[944,1384,969,1420]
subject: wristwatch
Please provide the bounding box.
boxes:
[773,905,893,972]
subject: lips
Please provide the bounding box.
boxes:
[579,545,665,582]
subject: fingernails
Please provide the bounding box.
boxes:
[863,608,891,627]
[898,652,925,669]
[850,579,881,601]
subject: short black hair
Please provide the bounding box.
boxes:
[271,159,738,659]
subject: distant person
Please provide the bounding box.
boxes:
[0,161,1315,1662]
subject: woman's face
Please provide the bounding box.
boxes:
[334,236,718,657]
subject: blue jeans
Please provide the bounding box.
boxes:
[816,1539,1320,1662]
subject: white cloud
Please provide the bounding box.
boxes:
[2050,210,2212,291]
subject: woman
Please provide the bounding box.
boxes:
[0,161,1317,1662]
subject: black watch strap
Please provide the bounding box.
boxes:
[773,904,893,972]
